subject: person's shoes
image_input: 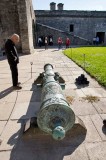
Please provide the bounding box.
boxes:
[18,82,21,85]
[13,85,22,90]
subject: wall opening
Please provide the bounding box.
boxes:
[96,32,105,44]
[70,24,74,32]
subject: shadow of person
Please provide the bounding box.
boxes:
[51,49,59,52]
[37,49,45,52]
[7,82,87,160]
[0,86,14,99]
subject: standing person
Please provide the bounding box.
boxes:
[93,37,96,45]
[58,37,63,50]
[5,33,22,89]
[66,37,70,48]
[96,36,99,45]
[45,37,48,50]
[38,37,42,47]
[50,37,53,46]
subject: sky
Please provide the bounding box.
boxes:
[32,0,106,11]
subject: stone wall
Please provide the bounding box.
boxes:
[36,23,89,45]
[0,0,21,51]
[35,10,106,45]
[0,0,35,54]
[14,0,36,54]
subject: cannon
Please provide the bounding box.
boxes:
[24,64,75,140]
[35,64,75,140]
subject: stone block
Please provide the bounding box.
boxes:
[75,89,86,97]
[16,90,41,103]
[79,115,101,142]
[0,120,22,150]
[0,103,14,120]
[0,121,7,135]
[85,142,106,160]
[93,98,106,114]
[11,102,41,120]
[81,88,106,98]
[0,91,17,103]
[63,144,89,160]
[90,114,106,141]
[0,151,11,160]
[71,99,97,116]
[72,71,84,75]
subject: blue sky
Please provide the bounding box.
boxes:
[32,0,106,10]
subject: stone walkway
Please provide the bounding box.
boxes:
[0,48,106,160]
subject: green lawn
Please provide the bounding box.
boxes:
[64,47,106,87]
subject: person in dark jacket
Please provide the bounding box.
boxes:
[5,34,22,89]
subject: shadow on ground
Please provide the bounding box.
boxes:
[51,49,59,52]
[36,49,45,52]
[7,82,87,160]
[75,83,89,89]
[0,86,14,99]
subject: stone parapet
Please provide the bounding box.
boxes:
[35,10,106,18]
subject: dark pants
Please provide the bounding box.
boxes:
[66,44,69,48]
[58,43,62,49]
[45,43,48,50]
[10,64,18,86]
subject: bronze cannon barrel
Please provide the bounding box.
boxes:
[37,64,75,140]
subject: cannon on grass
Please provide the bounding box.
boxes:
[24,64,75,140]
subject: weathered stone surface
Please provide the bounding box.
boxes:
[71,99,97,116]
[65,83,77,89]
[0,0,35,54]
[0,84,13,92]
[75,89,86,97]
[0,121,7,135]
[0,78,12,85]
[85,142,106,160]
[11,102,41,120]
[90,114,106,141]
[92,98,106,114]
[16,89,41,103]
[21,83,37,91]
[81,88,106,97]
[0,73,11,79]
[0,120,22,150]
[0,151,11,160]
[79,115,101,142]
[66,76,75,83]
[0,91,17,103]
[100,114,106,120]
[63,144,89,160]
[72,71,84,75]
[0,103,14,120]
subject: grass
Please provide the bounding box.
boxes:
[64,47,106,87]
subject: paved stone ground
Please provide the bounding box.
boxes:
[0,47,106,160]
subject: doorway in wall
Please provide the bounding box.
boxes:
[96,32,105,44]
